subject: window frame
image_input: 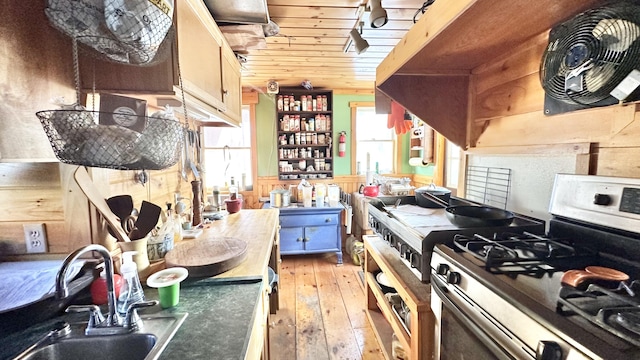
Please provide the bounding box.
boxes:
[201,100,258,193]
[349,101,399,175]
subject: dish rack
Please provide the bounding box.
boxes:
[37,110,185,170]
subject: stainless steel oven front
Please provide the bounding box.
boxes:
[430,248,594,360]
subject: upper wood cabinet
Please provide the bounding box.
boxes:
[221,47,242,122]
[376,0,606,149]
[79,0,241,127]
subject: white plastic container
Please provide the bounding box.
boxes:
[327,184,340,207]
[117,251,145,316]
[315,183,326,207]
[302,185,312,207]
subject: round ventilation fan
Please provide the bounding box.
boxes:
[540,2,640,106]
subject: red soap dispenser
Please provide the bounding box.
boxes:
[90,268,123,305]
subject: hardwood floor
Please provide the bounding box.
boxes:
[269,254,385,360]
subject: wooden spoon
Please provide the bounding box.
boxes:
[74,167,131,242]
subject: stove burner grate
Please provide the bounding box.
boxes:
[557,282,640,346]
[453,232,596,276]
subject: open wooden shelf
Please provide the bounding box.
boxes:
[363,235,434,360]
[365,307,394,360]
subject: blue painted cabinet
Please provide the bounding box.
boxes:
[275,204,344,264]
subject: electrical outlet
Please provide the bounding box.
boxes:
[23,223,48,253]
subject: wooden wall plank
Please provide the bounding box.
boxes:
[0,1,75,161]
[474,73,545,121]
[475,105,638,147]
[0,188,64,222]
[0,163,61,187]
[0,221,67,255]
[472,32,548,94]
[594,147,640,178]
[0,164,93,256]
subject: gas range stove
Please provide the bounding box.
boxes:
[367,195,545,281]
[430,174,640,359]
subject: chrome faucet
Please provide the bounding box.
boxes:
[56,244,158,335]
[56,244,121,329]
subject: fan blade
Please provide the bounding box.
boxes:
[585,64,616,93]
[593,18,640,52]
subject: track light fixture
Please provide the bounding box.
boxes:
[369,0,388,28]
[348,21,369,54]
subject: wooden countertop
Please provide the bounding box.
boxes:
[197,208,279,279]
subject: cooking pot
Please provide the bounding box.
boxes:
[359,183,380,197]
[415,184,451,208]
[419,191,514,227]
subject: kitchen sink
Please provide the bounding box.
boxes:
[14,312,188,360]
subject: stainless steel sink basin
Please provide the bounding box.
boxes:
[14,312,188,360]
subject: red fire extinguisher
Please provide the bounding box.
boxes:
[338,131,346,157]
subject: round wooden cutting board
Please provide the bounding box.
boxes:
[164,237,248,278]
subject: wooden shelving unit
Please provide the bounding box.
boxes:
[276,89,333,180]
[363,235,434,360]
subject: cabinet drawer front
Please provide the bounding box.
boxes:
[280,213,339,227]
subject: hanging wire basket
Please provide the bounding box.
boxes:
[36,110,185,170]
[45,0,175,66]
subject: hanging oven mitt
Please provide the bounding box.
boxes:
[387,101,412,135]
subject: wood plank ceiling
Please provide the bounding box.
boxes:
[222,0,429,92]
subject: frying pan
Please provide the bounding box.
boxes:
[418,191,514,227]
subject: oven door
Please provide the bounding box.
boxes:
[430,275,535,360]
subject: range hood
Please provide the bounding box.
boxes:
[202,0,270,25]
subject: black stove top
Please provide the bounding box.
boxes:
[441,214,640,357]
[452,231,597,276]
[367,195,545,281]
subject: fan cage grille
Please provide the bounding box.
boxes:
[541,3,640,105]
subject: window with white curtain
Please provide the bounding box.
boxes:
[355,107,395,174]
[202,106,252,190]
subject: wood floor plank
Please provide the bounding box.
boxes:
[295,256,330,360]
[333,263,368,329]
[270,258,297,360]
[333,259,385,359]
[270,254,384,360]
[314,257,363,360]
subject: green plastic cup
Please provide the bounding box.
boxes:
[158,283,181,308]
[147,267,188,309]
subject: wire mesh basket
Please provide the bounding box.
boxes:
[45,0,175,66]
[36,110,185,170]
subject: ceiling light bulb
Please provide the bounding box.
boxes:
[369,0,388,28]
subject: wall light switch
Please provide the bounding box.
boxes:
[23,223,48,253]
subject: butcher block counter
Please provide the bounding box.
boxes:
[0,208,280,360]
[202,208,280,282]
[162,208,281,359]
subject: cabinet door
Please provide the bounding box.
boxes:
[221,48,241,122]
[304,225,339,251]
[280,226,305,252]
[176,0,224,109]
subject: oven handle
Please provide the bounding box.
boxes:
[432,279,525,360]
